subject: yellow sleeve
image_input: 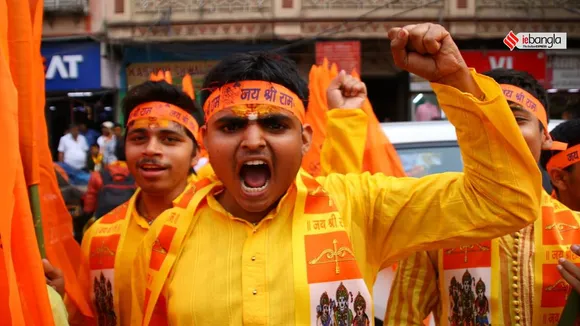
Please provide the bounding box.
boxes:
[319,109,368,175]
[385,251,439,325]
[48,285,70,326]
[317,70,542,266]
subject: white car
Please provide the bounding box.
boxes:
[372,119,564,325]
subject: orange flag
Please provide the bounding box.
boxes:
[0,0,55,324]
[302,65,327,176]
[351,69,406,177]
[7,0,93,321]
[302,59,405,177]
[164,70,173,84]
[182,73,195,100]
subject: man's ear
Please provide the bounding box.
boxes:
[301,123,313,156]
[549,168,568,192]
[541,131,554,151]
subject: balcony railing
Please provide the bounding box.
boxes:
[44,0,88,13]
[134,0,272,14]
[302,0,444,10]
[476,0,578,9]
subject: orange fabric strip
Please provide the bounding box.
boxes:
[500,84,547,129]
[203,80,306,123]
[128,102,199,138]
[547,144,580,172]
[499,84,567,150]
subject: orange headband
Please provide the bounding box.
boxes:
[547,144,580,172]
[127,101,199,137]
[500,84,567,151]
[203,81,306,123]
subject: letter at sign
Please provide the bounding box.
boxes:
[489,56,513,69]
[45,54,84,80]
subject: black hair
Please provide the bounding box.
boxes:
[91,143,99,148]
[113,122,122,128]
[483,68,550,125]
[200,51,309,111]
[122,80,204,148]
[540,118,580,172]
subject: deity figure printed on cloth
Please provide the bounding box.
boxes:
[352,292,370,326]
[316,291,336,326]
[474,278,490,326]
[334,282,353,326]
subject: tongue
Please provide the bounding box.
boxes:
[241,165,269,188]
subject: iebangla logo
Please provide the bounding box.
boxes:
[504,30,567,51]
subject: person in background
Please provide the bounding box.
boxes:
[539,119,580,302]
[83,141,135,220]
[97,121,116,164]
[86,144,103,172]
[57,124,90,185]
[78,122,99,147]
[385,69,579,326]
[562,107,579,120]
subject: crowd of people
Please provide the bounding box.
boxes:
[39,23,580,326]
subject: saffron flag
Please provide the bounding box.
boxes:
[6,0,93,322]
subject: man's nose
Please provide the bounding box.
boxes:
[241,123,266,150]
[143,138,163,155]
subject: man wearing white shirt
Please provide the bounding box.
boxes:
[97,121,116,164]
[58,124,88,170]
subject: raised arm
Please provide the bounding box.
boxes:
[318,23,542,266]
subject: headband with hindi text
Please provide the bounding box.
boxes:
[127,101,199,137]
[203,80,306,123]
[500,84,567,151]
[547,144,580,172]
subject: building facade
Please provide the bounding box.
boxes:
[45,0,580,126]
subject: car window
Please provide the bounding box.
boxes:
[395,143,463,177]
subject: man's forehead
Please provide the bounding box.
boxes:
[210,108,295,123]
[127,120,186,133]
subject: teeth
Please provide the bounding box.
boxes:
[241,180,269,193]
[244,160,267,166]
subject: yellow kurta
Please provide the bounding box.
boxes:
[385,193,580,326]
[135,71,543,325]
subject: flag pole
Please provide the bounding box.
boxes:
[28,185,46,258]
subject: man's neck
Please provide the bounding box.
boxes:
[137,183,187,221]
[557,191,580,211]
[216,190,280,224]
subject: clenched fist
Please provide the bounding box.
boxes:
[388,23,482,98]
[388,23,467,82]
[327,70,368,110]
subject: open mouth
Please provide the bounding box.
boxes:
[239,160,271,193]
[139,163,168,174]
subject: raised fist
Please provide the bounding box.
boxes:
[388,23,467,84]
[326,70,368,110]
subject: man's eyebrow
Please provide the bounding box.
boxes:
[214,116,247,124]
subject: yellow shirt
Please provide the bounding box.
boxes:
[48,285,69,326]
[78,186,192,326]
[151,72,543,325]
[385,192,580,325]
[187,164,215,184]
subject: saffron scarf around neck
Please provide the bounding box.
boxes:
[136,170,373,325]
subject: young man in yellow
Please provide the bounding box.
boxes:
[385,69,580,326]
[540,120,580,298]
[65,80,205,326]
[130,24,543,325]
